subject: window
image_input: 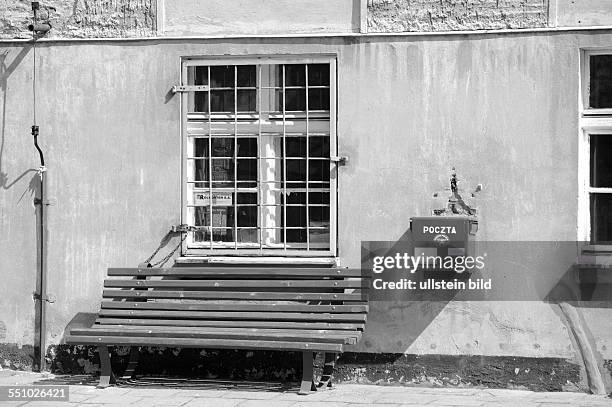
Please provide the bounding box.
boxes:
[181,57,337,256]
[580,51,612,243]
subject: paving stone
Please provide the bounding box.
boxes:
[236,400,297,407]
[182,397,243,407]
[217,390,283,400]
[130,396,195,407]
[80,394,145,405]
[119,388,181,398]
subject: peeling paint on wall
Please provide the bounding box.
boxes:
[367,0,548,32]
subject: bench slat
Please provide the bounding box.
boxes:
[95,318,365,331]
[71,327,357,344]
[108,267,364,277]
[98,309,367,322]
[103,290,366,302]
[104,279,362,289]
[100,301,368,313]
[66,335,344,352]
[89,324,361,337]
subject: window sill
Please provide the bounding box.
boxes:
[175,256,340,266]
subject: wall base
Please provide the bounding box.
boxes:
[0,344,593,392]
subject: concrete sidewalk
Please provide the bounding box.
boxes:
[0,370,610,407]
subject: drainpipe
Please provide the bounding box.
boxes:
[28,1,52,372]
[32,124,48,372]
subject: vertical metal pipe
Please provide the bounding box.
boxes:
[35,170,46,371]
[31,37,47,372]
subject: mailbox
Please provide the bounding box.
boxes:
[410,216,478,274]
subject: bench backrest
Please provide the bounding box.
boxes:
[98,267,368,338]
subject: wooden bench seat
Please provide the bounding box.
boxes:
[65,267,368,394]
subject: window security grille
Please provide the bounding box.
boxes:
[581,51,612,243]
[182,58,337,255]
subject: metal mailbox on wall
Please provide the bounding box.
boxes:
[410,216,478,273]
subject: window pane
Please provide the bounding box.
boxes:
[309,228,330,245]
[210,90,234,112]
[237,192,257,204]
[212,228,234,243]
[286,206,306,227]
[308,88,330,110]
[308,64,330,86]
[195,139,209,158]
[192,66,209,86]
[193,207,234,242]
[237,65,256,87]
[309,206,330,228]
[237,159,257,181]
[309,192,330,205]
[211,159,233,182]
[237,206,257,227]
[286,137,306,157]
[309,136,329,158]
[211,138,233,157]
[286,229,307,243]
[284,64,306,86]
[308,160,329,182]
[194,94,207,112]
[237,228,258,243]
[590,135,612,187]
[237,138,257,157]
[283,89,306,111]
[237,90,256,112]
[210,66,234,88]
[194,159,209,182]
[591,194,612,243]
[589,55,612,109]
[287,160,306,181]
[287,192,306,205]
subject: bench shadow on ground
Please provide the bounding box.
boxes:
[32,375,298,392]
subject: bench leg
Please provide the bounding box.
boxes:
[317,352,338,389]
[299,351,316,395]
[97,346,115,388]
[121,346,140,380]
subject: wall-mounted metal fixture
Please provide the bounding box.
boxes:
[432,167,482,217]
[28,2,52,36]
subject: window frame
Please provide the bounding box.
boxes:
[180,55,338,257]
[578,49,612,243]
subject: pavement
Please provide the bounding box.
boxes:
[0,370,610,407]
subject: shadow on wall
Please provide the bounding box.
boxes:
[0,45,38,192]
[362,232,612,394]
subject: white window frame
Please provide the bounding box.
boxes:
[578,49,612,243]
[180,55,338,257]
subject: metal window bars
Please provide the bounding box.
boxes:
[182,59,335,255]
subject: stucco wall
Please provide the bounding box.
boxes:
[0,32,611,363]
[163,0,363,36]
[367,0,548,32]
[556,0,612,27]
[0,0,156,39]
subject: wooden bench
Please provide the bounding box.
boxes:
[65,267,368,394]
